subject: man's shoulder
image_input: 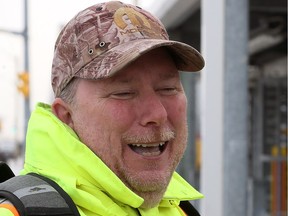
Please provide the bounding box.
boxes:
[0,169,80,216]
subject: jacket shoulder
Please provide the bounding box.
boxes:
[0,173,80,216]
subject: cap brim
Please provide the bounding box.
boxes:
[76,39,205,80]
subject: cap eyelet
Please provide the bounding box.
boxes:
[88,48,94,55]
[99,42,106,47]
[96,6,102,11]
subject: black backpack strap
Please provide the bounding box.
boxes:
[0,161,15,183]
[0,173,80,216]
[179,200,201,216]
[29,173,80,216]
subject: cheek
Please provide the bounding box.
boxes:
[166,96,187,122]
[108,101,136,123]
[72,101,135,145]
[71,102,107,146]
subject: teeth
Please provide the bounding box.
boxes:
[130,142,165,147]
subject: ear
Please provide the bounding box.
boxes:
[52,98,74,128]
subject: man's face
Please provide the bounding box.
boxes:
[70,48,188,207]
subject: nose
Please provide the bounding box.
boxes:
[138,93,168,127]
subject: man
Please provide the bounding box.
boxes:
[0,1,204,215]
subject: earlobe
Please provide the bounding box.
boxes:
[52,98,74,128]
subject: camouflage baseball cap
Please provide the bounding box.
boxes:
[52,1,205,97]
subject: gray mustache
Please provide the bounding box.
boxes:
[122,129,175,144]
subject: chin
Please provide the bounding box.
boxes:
[122,169,173,208]
[139,189,167,209]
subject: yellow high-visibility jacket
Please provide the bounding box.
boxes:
[1,103,203,216]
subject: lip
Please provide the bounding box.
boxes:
[128,141,169,158]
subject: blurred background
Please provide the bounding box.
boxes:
[0,0,286,215]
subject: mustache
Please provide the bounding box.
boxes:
[122,128,175,144]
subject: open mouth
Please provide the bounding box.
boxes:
[128,142,168,157]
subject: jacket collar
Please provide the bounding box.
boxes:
[22,102,203,213]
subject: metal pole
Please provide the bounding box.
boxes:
[200,0,249,215]
[223,1,248,215]
[23,0,30,139]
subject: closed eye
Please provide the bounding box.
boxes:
[110,91,136,99]
[157,87,179,95]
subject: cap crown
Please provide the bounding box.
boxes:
[52,1,168,96]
